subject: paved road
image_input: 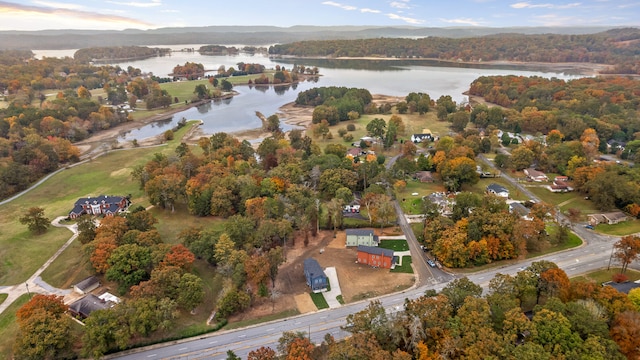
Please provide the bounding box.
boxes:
[110,156,621,359]
[110,226,616,359]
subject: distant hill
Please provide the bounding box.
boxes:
[0,25,627,50]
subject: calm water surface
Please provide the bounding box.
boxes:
[33,47,586,142]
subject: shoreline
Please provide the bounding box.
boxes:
[73,59,612,154]
[274,55,613,76]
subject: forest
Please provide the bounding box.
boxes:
[269,28,640,74]
[73,46,171,63]
[0,55,174,199]
[247,259,640,360]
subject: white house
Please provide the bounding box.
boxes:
[487,183,509,198]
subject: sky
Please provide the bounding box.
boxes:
[0,0,637,31]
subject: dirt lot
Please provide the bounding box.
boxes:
[229,228,415,322]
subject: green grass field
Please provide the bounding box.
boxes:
[572,268,640,284]
[1,122,201,284]
[391,256,413,273]
[595,220,640,236]
[310,291,329,310]
[379,239,409,251]
[0,294,30,359]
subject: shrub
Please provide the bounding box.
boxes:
[613,273,629,283]
[346,124,356,131]
[338,128,347,137]
[344,134,354,142]
[164,129,174,141]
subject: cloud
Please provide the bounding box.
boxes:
[390,1,411,9]
[439,18,483,26]
[511,2,581,9]
[33,1,83,10]
[106,0,162,8]
[321,1,357,11]
[0,1,155,28]
[361,8,381,13]
[386,13,424,24]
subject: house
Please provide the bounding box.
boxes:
[509,202,532,220]
[547,177,573,193]
[303,258,328,293]
[357,245,395,269]
[68,294,112,319]
[411,133,433,143]
[73,276,100,295]
[346,148,363,158]
[587,212,629,226]
[425,192,455,217]
[69,195,130,219]
[346,229,378,247]
[344,204,360,213]
[605,281,640,294]
[414,171,434,183]
[524,168,548,182]
[487,183,509,198]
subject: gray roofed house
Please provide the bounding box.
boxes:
[345,229,378,247]
[303,258,328,293]
[68,294,111,319]
[588,212,629,226]
[73,275,100,295]
[605,281,640,294]
[487,183,509,198]
[509,202,532,220]
[69,195,130,219]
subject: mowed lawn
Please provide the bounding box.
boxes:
[0,123,198,285]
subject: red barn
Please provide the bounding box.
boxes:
[357,245,395,269]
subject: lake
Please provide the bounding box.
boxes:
[33,47,587,142]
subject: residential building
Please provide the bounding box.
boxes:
[414,171,434,183]
[411,133,433,143]
[69,195,130,219]
[357,245,395,269]
[68,294,114,319]
[487,183,509,198]
[587,212,629,226]
[346,229,378,247]
[509,202,532,220]
[303,258,328,293]
[73,276,100,295]
[524,168,548,182]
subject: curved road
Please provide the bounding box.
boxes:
[108,155,623,359]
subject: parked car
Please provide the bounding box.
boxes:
[427,259,436,267]
[585,224,594,230]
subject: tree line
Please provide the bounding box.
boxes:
[0,56,176,200]
[74,46,171,63]
[246,260,640,359]
[269,28,640,74]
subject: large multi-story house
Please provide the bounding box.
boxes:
[68,195,130,219]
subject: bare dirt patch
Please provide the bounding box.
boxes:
[294,293,317,314]
[229,228,415,322]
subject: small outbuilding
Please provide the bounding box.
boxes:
[303,258,328,293]
[73,276,100,295]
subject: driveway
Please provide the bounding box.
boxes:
[322,267,343,309]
